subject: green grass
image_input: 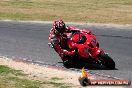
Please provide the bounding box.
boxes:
[43,81,71,88]
[0,65,41,88]
[0,65,25,76]
[8,77,41,88]
[0,0,132,24]
[0,65,72,88]
[51,77,63,81]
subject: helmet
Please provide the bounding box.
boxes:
[53,20,66,33]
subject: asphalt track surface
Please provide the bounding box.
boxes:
[0,21,132,81]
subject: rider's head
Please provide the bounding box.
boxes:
[53,20,66,33]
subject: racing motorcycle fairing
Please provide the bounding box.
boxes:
[67,31,103,60]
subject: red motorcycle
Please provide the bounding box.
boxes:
[67,31,115,69]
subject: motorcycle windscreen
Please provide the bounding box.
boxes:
[72,33,87,44]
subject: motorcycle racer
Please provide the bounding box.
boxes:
[49,20,91,67]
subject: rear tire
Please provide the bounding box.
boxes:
[98,52,115,69]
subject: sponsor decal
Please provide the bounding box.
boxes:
[79,67,131,86]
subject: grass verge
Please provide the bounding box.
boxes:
[0,65,71,88]
[0,0,132,25]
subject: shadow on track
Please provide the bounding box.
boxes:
[79,64,118,70]
[58,62,118,70]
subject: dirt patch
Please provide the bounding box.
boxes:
[0,57,128,88]
[0,57,82,88]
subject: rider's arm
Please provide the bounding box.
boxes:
[54,44,75,59]
[49,28,75,59]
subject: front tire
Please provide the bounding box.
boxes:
[98,52,115,69]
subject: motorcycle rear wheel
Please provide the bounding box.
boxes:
[98,52,115,69]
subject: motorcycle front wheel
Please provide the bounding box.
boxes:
[98,52,115,69]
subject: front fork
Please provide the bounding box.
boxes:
[91,48,103,61]
[91,48,107,65]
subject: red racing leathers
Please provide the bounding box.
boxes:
[49,26,91,61]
